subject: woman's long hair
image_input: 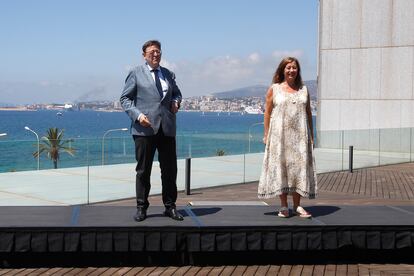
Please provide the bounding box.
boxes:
[271,57,303,89]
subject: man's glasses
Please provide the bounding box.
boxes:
[145,50,162,56]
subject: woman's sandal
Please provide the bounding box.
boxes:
[278,207,289,218]
[293,206,312,218]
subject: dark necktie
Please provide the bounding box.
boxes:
[152,69,163,98]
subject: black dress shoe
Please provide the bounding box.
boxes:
[164,208,184,221]
[134,208,147,222]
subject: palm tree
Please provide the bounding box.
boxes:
[33,128,75,169]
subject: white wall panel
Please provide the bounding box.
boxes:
[350,48,381,99]
[320,0,333,49]
[380,47,413,99]
[369,100,401,129]
[319,100,341,131]
[400,100,414,128]
[318,0,414,133]
[340,100,370,130]
[320,50,351,99]
[331,0,361,49]
[361,0,392,47]
[392,0,414,45]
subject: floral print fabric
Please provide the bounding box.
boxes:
[258,83,317,199]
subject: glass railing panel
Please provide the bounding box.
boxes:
[0,138,89,205]
[314,130,344,173]
[343,129,380,169]
[244,152,265,183]
[87,136,135,203]
[244,122,265,183]
[176,133,247,191]
[379,128,411,165]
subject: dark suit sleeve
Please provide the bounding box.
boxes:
[120,70,141,123]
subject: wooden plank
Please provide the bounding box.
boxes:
[194,266,213,276]
[242,265,258,276]
[328,171,341,191]
[324,264,336,276]
[400,171,414,200]
[352,170,361,195]
[183,266,201,275]
[138,267,159,276]
[312,265,325,276]
[346,264,358,276]
[318,173,329,190]
[375,169,383,198]
[207,266,225,276]
[219,266,235,276]
[231,266,247,275]
[392,170,406,200]
[164,266,189,276]
[365,168,372,197]
[39,267,65,275]
[338,172,351,193]
[357,170,363,195]
[323,170,337,192]
[289,265,303,276]
[87,268,112,276]
[61,268,86,276]
[300,265,314,276]
[277,265,292,275]
[114,267,134,275]
[322,171,336,192]
[24,268,50,276]
[349,170,358,194]
[13,268,38,276]
[49,268,78,276]
[149,266,167,276]
[123,267,146,276]
[254,265,270,275]
[385,169,397,199]
[371,169,378,197]
[356,264,370,276]
[335,264,347,276]
[266,265,281,275]
[159,266,180,276]
[383,169,392,199]
[0,270,13,276]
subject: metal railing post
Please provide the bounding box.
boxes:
[185,158,191,195]
[349,145,353,173]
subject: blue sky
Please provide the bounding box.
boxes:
[0,0,318,104]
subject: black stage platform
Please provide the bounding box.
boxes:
[0,205,413,266]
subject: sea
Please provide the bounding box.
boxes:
[0,110,316,173]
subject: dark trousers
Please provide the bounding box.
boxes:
[133,128,178,210]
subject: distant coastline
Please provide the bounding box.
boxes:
[0,107,36,111]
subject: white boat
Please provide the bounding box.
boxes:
[244,106,263,114]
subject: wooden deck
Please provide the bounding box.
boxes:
[1,264,414,275]
[1,163,413,275]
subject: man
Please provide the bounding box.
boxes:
[120,40,183,222]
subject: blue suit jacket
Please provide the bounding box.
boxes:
[120,64,182,137]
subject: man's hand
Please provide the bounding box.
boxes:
[138,115,151,127]
[171,101,180,114]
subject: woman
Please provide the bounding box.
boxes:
[258,57,317,218]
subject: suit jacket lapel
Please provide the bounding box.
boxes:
[160,67,171,94]
[141,64,161,97]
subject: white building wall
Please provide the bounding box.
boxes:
[317,0,414,137]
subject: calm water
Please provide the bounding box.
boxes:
[0,110,316,172]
